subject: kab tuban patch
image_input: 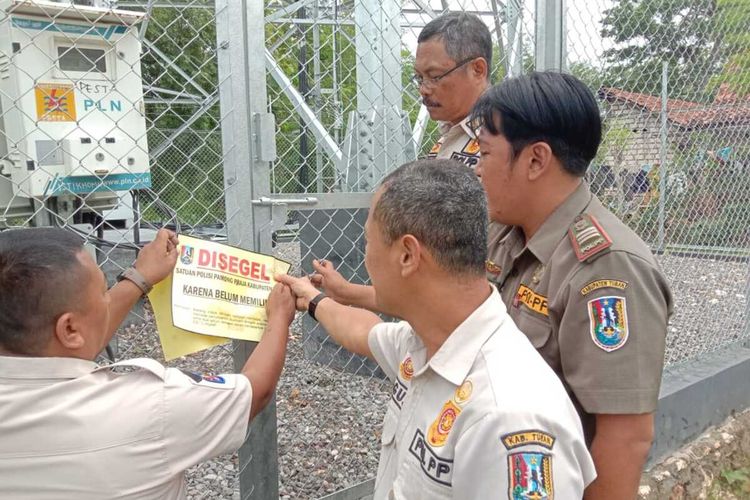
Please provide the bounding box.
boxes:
[502,430,556,450]
[508,452,554,500]
[588,296,629,352]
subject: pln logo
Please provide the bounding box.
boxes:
[35,83,77,122]
[180,245,195,266]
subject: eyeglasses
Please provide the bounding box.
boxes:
[412,57,477,90]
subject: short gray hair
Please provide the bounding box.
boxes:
[418,12,492,78]
[373,159,487,276]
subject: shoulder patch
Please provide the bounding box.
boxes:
[179,369,232,387]
[508,452,554,499]
[588,296,629,352]
[569,214,612,262]
[502,430,556,450]
[580,279,628,296]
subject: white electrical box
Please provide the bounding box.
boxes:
[0,0,149,220]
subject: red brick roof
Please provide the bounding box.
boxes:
[598,85,750,128]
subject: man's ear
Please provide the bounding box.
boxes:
[471,57,489,81]
[54,312,85,350]
[399,234,422,278]
[527,141,554,181]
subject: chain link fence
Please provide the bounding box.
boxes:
[0,0,748,499]
[567,0,750,365]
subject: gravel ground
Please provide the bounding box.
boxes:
[112,245,748,499]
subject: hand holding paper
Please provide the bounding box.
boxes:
[135,228,180,285]
[148,235,291,359]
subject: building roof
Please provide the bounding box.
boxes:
[598,85,750,128]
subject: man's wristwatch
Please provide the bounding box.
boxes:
[308,292,328,321]
[117,267,153,295]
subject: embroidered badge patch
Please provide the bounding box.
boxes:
[427,400,461,447]
[454,380,473,405]
[508,452,554,500]
[515,284,549,317]
[502,430,556,450]
[399,356,414,381]
[569,214,612,262]
[462,138,480,155]
[485,260,502,276]
[580,279,628,296]
[588,296,629,352]
[427,141,442,158]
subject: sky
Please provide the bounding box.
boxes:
[398,0,617,66]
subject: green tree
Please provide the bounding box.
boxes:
[709,0,750,96]
[600,0,720,102]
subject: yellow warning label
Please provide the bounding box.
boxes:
[35,83,77,122]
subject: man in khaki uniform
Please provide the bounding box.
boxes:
[0,228,296,499]
[473,72,673,499]
[415,12,490,168]
[309,73,673,499]
[278,160,595,499]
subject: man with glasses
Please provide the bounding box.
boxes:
[415,12,491,168]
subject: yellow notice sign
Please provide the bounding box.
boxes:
[148,235,291,360]
[35,83,77,122]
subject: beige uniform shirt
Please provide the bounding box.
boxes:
[486,182,674,442]
[0,356,251,499]
[426,116,480,168]
[368,287,595,500]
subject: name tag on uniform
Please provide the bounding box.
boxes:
[515,284,549,316]
[409,429,453,486]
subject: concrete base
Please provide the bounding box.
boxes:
[649,343,750,467]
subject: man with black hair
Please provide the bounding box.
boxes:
[0,228,295,499]
[415,12,491,168]
[472,71,673,499]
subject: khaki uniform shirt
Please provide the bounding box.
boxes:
[486,182,674,441]
[426,116,480,168]
[0,356,251,499]
[368,287,595,500]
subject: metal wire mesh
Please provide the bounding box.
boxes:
[1,0,748,499]
[567,0,750,366]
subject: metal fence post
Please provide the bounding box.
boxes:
[658,61,668,252]
[534,0,566,72]
[216,1,279,498]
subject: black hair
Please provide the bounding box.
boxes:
[471,71,602,176]
[418,12,492,79]
[0,228,86,354]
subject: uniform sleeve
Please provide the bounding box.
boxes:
[452,412,595,499]
[558,250,673,414]
[367,321,412,381]
[161,369,252,473]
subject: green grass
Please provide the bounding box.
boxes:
[708,461,750,499]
